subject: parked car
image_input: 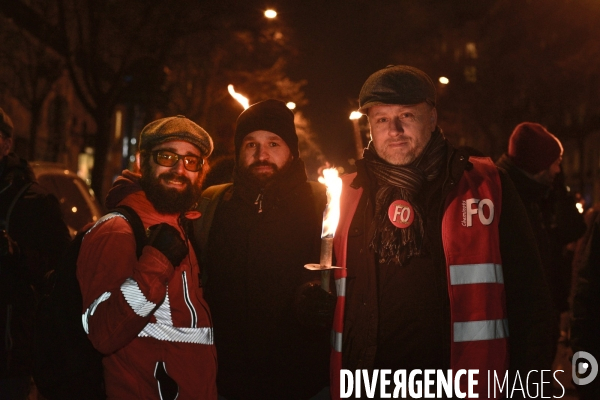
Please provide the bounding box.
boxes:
[30,161,104,238]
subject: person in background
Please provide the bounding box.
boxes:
[570,202,600,400]
[0,107,70,399]
[199,99,332,400]
[329,65,555,399]
[77,116,217,399]
[496,122,586,346]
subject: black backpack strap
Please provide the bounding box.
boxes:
[111,205,147,258]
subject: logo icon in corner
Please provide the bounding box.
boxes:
[572,351,598,386]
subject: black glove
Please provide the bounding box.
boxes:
[146,223,188,267]
[294,281,336,330]
[0,229,19,259]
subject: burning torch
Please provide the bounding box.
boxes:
[228,85,250,109]
[305,167,343,291]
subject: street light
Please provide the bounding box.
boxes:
[286,102,296,110]
[349,111,364,159]
[264,9,277,19]
[439,76,449,85]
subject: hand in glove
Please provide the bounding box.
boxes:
[146,223,188,267]
[293,281,336,330]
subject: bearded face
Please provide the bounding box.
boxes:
[237,158,294,188]
[237,130,294,188]
[138,144,205,214]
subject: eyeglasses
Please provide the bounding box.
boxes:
[152,150,204,172]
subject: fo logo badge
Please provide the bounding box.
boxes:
[388,200,414,228]
[461,198,494,227]
[572,351,598,386]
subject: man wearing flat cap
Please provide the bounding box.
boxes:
[77,115,217,399]
[197,99,331,399]
[497,123,585,354]
[328,66,555,399]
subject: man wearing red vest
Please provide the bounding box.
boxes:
[330,66,555,399]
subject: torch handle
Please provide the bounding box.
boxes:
[320,237,334,292]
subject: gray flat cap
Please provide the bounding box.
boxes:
[139,115,213,157]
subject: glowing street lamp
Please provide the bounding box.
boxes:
[349,111,364,160]
[227,84,249,109]
[439,76,449,85]
[264,9,277,19]
[286,102,296,110]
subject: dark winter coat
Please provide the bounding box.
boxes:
[496,154,586,313]
[342,145,555,381]
[0,153,70,379]
[570,209,600,400]
[203,158,330,400]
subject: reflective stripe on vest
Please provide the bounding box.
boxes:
[331,330,342,353]
[449,263,504,285]
[454,319,509,342]
[139,323,213,345]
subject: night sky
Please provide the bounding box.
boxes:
[260,0,483,167]
[269,1,403,166]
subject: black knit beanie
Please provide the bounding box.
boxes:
[235,99,298,158]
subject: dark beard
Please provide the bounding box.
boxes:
[139,165,202,215]
[237,159,293,188]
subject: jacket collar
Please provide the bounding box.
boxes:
[232,157,308,211]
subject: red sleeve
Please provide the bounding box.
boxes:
[76,216,174,355]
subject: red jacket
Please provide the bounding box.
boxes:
[77,172,217,399]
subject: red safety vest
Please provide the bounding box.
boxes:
[330,157,508,399]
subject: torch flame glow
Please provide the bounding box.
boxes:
[318,168,342,238]
[228,84,249,109]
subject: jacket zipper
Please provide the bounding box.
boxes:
[254,191,264,213]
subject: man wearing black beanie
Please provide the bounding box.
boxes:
[197,99,332,399]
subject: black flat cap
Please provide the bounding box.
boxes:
[358,65,436,113]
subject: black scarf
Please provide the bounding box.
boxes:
[363,128,447,265]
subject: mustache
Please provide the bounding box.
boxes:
[249,161,278,170]
[387,137,411,143]
[159,172,192,185]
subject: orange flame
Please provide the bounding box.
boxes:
[318,168,342,238]
[228,84,249,109]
